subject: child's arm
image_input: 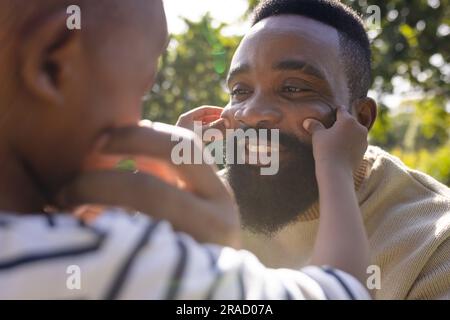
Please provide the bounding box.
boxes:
[303,105,370,283]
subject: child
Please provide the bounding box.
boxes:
[0,0,369,299]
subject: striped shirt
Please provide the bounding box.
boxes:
[0,209,370,300]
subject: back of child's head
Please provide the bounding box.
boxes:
[0,0,167,210]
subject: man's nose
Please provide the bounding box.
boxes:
[233,99,282,128]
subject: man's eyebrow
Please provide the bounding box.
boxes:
[273,60,326,81]
[227,63,251,84]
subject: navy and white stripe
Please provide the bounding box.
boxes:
[0,209,370,300]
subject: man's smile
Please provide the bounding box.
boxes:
[240,139,292,166]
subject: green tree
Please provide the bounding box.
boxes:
[143,15,240,124]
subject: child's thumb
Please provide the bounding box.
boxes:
[303,118,326,135]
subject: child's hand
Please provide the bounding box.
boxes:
[303,105,368,172]
[176,106,228,142]
[56,122,240,248]
[305,106,370,282]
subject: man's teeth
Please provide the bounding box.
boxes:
[248,144,279,153]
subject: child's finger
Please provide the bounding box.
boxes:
[200,115,222,124]
[191,106,224,118]
[303,118,326,135]
[100,122,229,200]
[56,170,202,220]
[84,154,124,171]
[74,205,105,223]
[177,106,224,128]
[134,157,184,188]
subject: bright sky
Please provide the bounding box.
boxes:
[163,0,250,35]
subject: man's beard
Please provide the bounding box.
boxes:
[225,131,318,236]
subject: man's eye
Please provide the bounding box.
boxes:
[231,88,250,96]
[282,86,309,93]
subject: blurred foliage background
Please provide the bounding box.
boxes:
[145,0,449,186]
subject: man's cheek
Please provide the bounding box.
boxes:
[293,102,336,134]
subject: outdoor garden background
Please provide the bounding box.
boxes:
[145,0,449,186]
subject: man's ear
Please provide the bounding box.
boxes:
[352,97,377,131]
[20,11,82,106]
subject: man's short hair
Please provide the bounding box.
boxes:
[252,0,372,104]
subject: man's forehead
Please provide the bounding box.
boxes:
[230,15,341,74]
[248,14,339,43]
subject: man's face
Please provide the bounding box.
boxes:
[222,15,350,235]
[13,1,168,198]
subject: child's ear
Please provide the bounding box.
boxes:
[19,10,82,106]
[352,97,377,131]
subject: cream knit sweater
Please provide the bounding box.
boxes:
[237,146,450,300]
